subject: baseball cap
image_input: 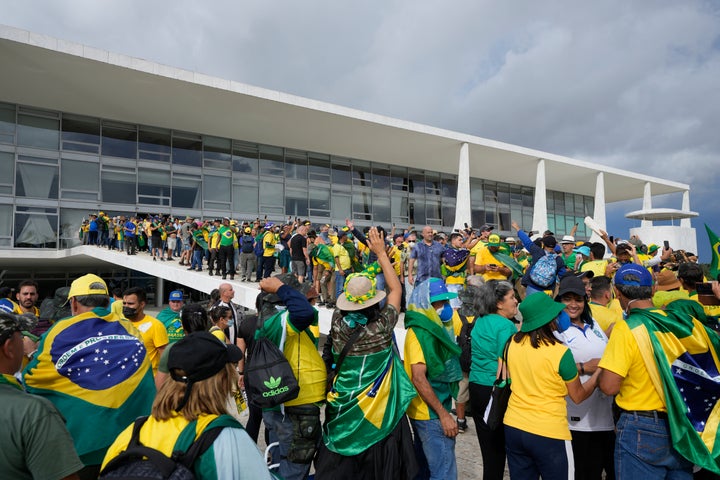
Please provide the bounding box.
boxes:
[647,244,659,254]
[244,227,252,233]
[614,264,653,287]
[504,237,516,243]
[264,222,274,229]
[169,331,243,385]
[573,245,591,257]
[543,236,557,249]
[487,234,502,247]
[169,290,184,302]
[427,277,458,303]
[556,275,587,299]
[67,274,108,299]
[479,224,494,232]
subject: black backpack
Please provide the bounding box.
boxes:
[99,416,225,480]
[457,314,474,373]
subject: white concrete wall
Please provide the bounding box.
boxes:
[629,226,698,255]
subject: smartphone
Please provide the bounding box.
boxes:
[664,240,670,250]
[464,223,469,229]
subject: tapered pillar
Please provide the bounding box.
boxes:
[453,143,472,231]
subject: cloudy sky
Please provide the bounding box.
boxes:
[5,0,720,260]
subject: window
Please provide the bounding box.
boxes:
[16,158,59,199]
[285,150,308,181]
[172,175,202,209]
[14,206,58,248]
[0,151,13,196]
[425,173,441,196]
[441,175,457,198]
[138,169,171,206]
[102,122,137,159]
[352,161,372,188]
[232,183,258,214]
[352,192,372,220]
[408,170,425,194]
[172,133,202,167]
[61,159,99,201]
[331,159,351,186]
[139,127,171,162]
[308,153,330,182]
[390,166,408,192]
[203,136,232,170]
[259,146,284,177]
[309,188,330,212]
[101,168,136,204]
[202,174,231,207]
[285,187,308,218]
[0,103,15,144]
[331,194,351,222]
[409,199,426,225]
[18,109,59,150]
[373,195,390,223]
[391,196,409,224]
[62,114,100,153]
[233,142,259,175]
[372,165,391,191]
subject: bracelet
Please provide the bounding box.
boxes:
[579,363,585,375]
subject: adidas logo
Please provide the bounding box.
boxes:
[264,376,281,389]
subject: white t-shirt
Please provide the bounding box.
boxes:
[555,320,614,432]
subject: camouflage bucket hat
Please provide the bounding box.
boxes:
[0,311,38,342]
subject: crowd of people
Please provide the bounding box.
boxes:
[3,214,720,479]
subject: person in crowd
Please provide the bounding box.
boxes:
[554,275,614,479]
[589,275,622,335]
[598,264,697,478]
[149,216,164,261]
[213,283,245,354]
[466,280,518,480]
[122,286,169,375]
[503,292,600,479]
[473,234,513,282]
[408,226,446,286]
[0,279,40,316]
[209,305,233,344]
[512,221,567,295]
[239,226,258,281]
[259,222,278,279]
[154,302,210,391]
[559,235,577,269]
[467,224,494,274]
[101,331,272,480]
[123,216,137,255]
[442,232,470,309]
[255,275,326,480]
[23,274,155,479]
[316,227,418,480]
[404,277,463,480]
[311,233,336,308]
[164,217,177,261]
[156,289,185,344]
[217,217,237,280]
[188,222,207,272]
[677,262,720,318]
[332,229,353,301]
[289,222,310,283]
[0,311,85,480]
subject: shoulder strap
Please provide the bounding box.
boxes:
[127,416,150,448]
[177,424,226,470]
[333,326,365,378]
[459,314,468,329]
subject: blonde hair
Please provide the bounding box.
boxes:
[152,363,237,421]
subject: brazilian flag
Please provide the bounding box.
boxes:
[23,309,156,465]
[627,305,720,474]
[312,243,335,270]
[706,224,720,281]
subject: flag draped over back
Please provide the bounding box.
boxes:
[706,224,720,281]
[627,306,720,474]
[23,309,156,465]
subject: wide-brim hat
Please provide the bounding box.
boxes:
[655,270,681,291]
[519,292,566,332]
[336,274,386,311]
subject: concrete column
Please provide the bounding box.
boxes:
[641,182,652,228]
[589,172,607,244]
[156,277,164,308]
[531,159,548,234]
[453,143,472,231]
[681,191,691,228]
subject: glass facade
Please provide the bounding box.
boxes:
[0,101,593,248]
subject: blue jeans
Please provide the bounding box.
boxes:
[335,271,346,299]
[191,249,203,270]
[615,412,692,479]
[505,425,572,480]
[410,418,457,480]
[263,410,311,480]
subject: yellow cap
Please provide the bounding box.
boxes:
[68,274,108,298]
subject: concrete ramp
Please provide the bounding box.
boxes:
[3,246,408,348]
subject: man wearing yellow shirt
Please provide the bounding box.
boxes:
[473,234,512,282]
[589,276,621,335]
[122,287,169,375]
[404,278,462,480]
[332,230,353,300]
[599,264,693,477]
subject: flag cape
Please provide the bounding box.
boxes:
[626,306,720,474]
[324,346,416,455]
[311,243,335,270]
[490,249,525,280]
[706,224,720,281]
[23,309,155,465]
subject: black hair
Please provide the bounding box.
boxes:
[557,291,594,328]
[210,305,232,323]
[180,303,209,333]
[590,276,612,299]
[74,293,110,309]
[479,280,515,315]
[513,322,558,349]
[17,279,39,291]
[590,242,606,260]
[677,263,704,288]
[123,286,147,303]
